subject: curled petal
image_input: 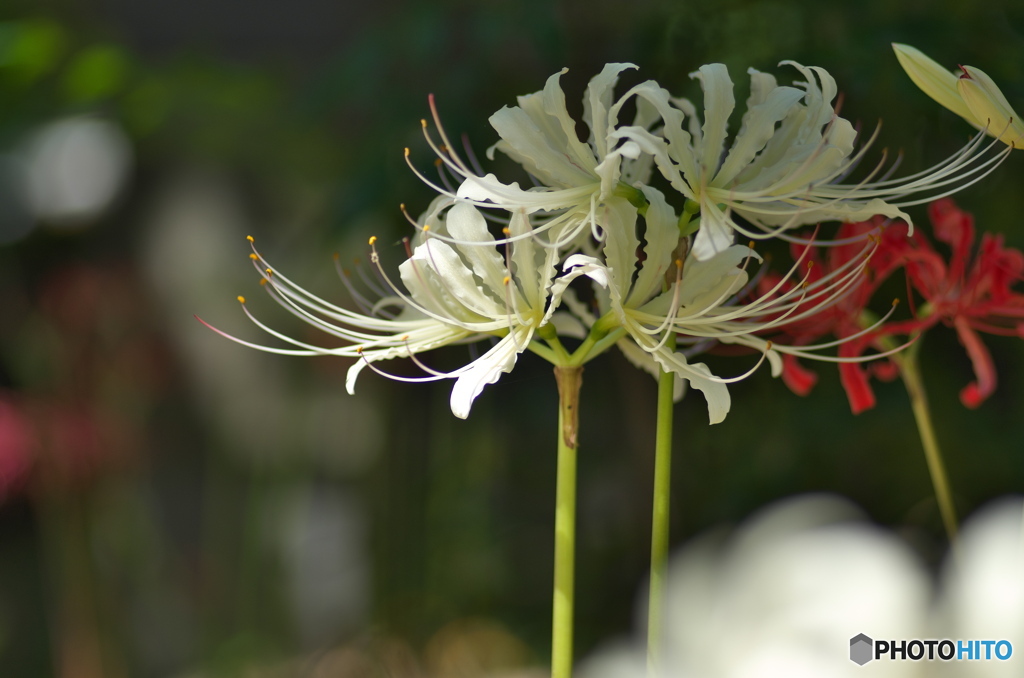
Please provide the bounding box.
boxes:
[954,317,997,408]
[690,63,736,175]
[838,339,878,414]
[781,353,819,396]
[585,62,638,158]
[488,70,597,188]
[927,198,974,281]
[685,361,732,425]
[450,330,529,419]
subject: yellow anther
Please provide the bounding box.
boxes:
[801,281,810,289]
[249,253,258,260]
[265,268,273,277]
[246,235,254,242]
[892,298,900,307]
[434,158,443,167]
[502,227,511,236]
[356,346,364,354]
[369,236,378,246]
[422,224,430,232]
[675,258,683,269]
[259,278,268,286]
[404,148,410,157]
[333,252,340,260]
[807,260,815,269]
[748,240,755,249]
[766,340,773,350]
[399,203,406,210]
[237,295,246,304]
[401,335,409,341]
[439,145,448,154]
[503,275,511,285]
[420,119,427,128]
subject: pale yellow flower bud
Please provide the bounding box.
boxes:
[893,43,1023,150]
[892,43,980,125]
[957,65,1024,148]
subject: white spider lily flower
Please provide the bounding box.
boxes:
[893,43,1024,148]
[558,186,771,424]
[408,63,661,249]
[618,61,1008,260]
[552,186,761,426]
[563,187,898,424]
[202,202,578,419]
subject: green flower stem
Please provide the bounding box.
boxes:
[647,336,676,676]
[895,342,959,543]
[579,327,628,364]
[552,365,583,678]
[528,340,561,364]
[564,312,618,366]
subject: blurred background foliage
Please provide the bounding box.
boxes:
[0,0,1023,675]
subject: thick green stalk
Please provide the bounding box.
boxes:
[646,236,689,674]
[647,353,675,676]
[897,344,959,543]
[552,366,583,678]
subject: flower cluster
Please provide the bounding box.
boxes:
[205,58,1009,423]
[769,199,1024,412]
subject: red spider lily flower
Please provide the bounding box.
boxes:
[770,199,1024,412]
[890,198,1024,407]
[756,218,912,412]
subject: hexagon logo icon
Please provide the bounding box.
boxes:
[850,634,874,665]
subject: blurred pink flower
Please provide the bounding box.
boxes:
[0,394,34,499]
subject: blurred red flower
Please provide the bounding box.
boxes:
[766,199,1024,412]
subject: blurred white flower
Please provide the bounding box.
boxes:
[582,495,931,678]
[937,497,1024,677]
[581,495,1024,678]
[662,496,930,677]
[22,116,132,227]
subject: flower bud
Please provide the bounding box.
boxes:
[892,43,980,125]
[957,65,1024,148]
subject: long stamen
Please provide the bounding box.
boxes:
[355,348,471,383]
[701,340,774,384]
